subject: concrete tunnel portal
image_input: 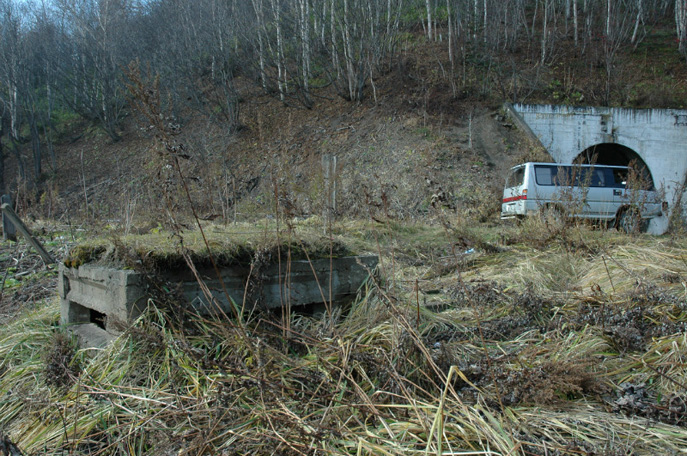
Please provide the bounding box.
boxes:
[508,103,687,234]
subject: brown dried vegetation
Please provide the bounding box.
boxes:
[2,217,687,455]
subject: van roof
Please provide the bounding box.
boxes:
[511,162,629,170]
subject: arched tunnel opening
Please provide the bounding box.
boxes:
[574,143,655,190]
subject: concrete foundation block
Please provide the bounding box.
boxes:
[60,264,148,332]
[60,255,378,332]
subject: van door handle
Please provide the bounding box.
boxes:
[613,190,622,196]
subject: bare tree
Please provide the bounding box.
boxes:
[573,0,579,45]
[251,0,269,91]
[678,0,687,58]
[0,0,684,191]
[298,0,313,107]
[602,0,636,103]
[0,0,21,142]
[52,0,132,141]
[425,0,433,40]
[0,0,27,182]
[270,0,288,103]
[0,107,6,195]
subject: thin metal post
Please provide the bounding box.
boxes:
[1,195,16,242]
[321,154,338,232]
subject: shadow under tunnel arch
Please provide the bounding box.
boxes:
[575,143,655,190]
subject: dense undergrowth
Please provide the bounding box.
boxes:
[1,215,687,455]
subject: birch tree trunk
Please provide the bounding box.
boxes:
[631,0,643,44]
[270,0,287,102]
[677,0,687,57]
[298,0,312,106]
[331,0,340,80]
[447,0,454,67]
[9,83,18,141]
[541,0,549,64]
[483,0,487,43]
[342,0,357,100]
[425,0,433,40]
[473,0,478,40]
[573,0,578,46]
[251,0,268,91]
[447,0,457,97]
[320,0,327,47]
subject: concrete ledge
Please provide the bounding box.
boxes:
[503,102,544,146]
[60,255,378,332]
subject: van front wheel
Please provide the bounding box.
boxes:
[617,208,645,234]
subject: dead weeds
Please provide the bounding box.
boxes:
[3,220,687,454]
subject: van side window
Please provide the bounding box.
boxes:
[507,167,525,188]
[536,165,612,188]
[534,165,555,186]
[612,169,627,188]
[586,168,606,187]
[592,169,606,187]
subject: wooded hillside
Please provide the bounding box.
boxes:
[0,0,686,220]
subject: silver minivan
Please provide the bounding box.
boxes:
[501,162,664,232]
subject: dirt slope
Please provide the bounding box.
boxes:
[10,60,537,228]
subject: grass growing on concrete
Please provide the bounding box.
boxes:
[63,220,359,270]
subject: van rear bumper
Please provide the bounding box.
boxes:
[501,200,536,219]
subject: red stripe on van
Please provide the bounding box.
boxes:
[502,195,527,203]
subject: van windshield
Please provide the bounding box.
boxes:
[506,167,525,188]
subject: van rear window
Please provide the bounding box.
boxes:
[506,167,525,188]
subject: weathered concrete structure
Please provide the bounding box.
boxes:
[60,255,378,341]
[508,104,687,233]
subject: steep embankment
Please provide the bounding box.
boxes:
[15,58,536,227]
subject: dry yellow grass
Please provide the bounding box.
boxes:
[1,218,687,455]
